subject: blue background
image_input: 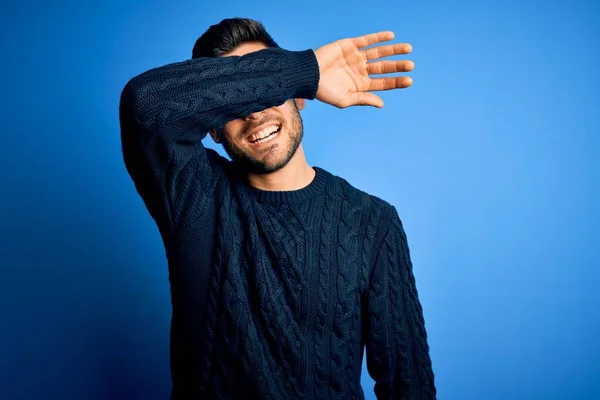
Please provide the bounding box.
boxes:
[2,0,599,399]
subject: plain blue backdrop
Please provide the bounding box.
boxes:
[1,0,599,399]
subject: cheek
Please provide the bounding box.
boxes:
[219,125,242,145]
[227,122,247,141]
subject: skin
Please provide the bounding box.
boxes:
[209,42,314,192]
[209,32,415,192]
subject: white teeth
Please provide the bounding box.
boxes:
[248,125,279,143]
[253,131,278,144]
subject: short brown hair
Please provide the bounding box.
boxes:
[192,18,279,59]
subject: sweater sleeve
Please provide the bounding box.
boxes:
[365,207,436,399]
[118,48,319,233]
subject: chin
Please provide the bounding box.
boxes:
[223,132,302,175]
[249,158,289,174]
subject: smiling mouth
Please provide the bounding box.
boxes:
[247,125,281,145]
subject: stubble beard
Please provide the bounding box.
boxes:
[219,108,304,175]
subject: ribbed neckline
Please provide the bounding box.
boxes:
[250,167,327,203]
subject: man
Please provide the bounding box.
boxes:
[119,17,436,400]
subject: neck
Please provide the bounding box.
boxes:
[246,144,315,191]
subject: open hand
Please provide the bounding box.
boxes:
[314,31,414,108]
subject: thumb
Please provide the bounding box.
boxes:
[347,92,384,108]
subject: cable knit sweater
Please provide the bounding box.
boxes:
[119,47,436,399]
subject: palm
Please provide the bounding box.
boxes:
[314,31,414,108]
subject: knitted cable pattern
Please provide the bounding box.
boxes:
[119,47,436,399]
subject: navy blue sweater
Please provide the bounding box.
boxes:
[119,47,436,399]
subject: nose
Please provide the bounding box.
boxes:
[243,108,267,120]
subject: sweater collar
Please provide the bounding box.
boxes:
[248,166,327,203]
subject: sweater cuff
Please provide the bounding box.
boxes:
[280,49,320,100]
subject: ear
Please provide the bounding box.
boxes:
[293,98,306,111]
[208,128,221,143]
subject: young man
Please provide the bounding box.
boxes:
[120,18,436,400]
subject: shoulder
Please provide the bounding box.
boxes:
[319,167,397,225]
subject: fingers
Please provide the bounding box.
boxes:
[352,31,395,48]
[347,92,385,108]
[367,60,415,74]
[366,60,414,91]
[368,76,413,91]
[362,43,412,61]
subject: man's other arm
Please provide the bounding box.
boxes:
[364,207,436,399]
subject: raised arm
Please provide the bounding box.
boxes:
[119,31,414,233]
[365,207,436,399]
[119,48,319,232]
